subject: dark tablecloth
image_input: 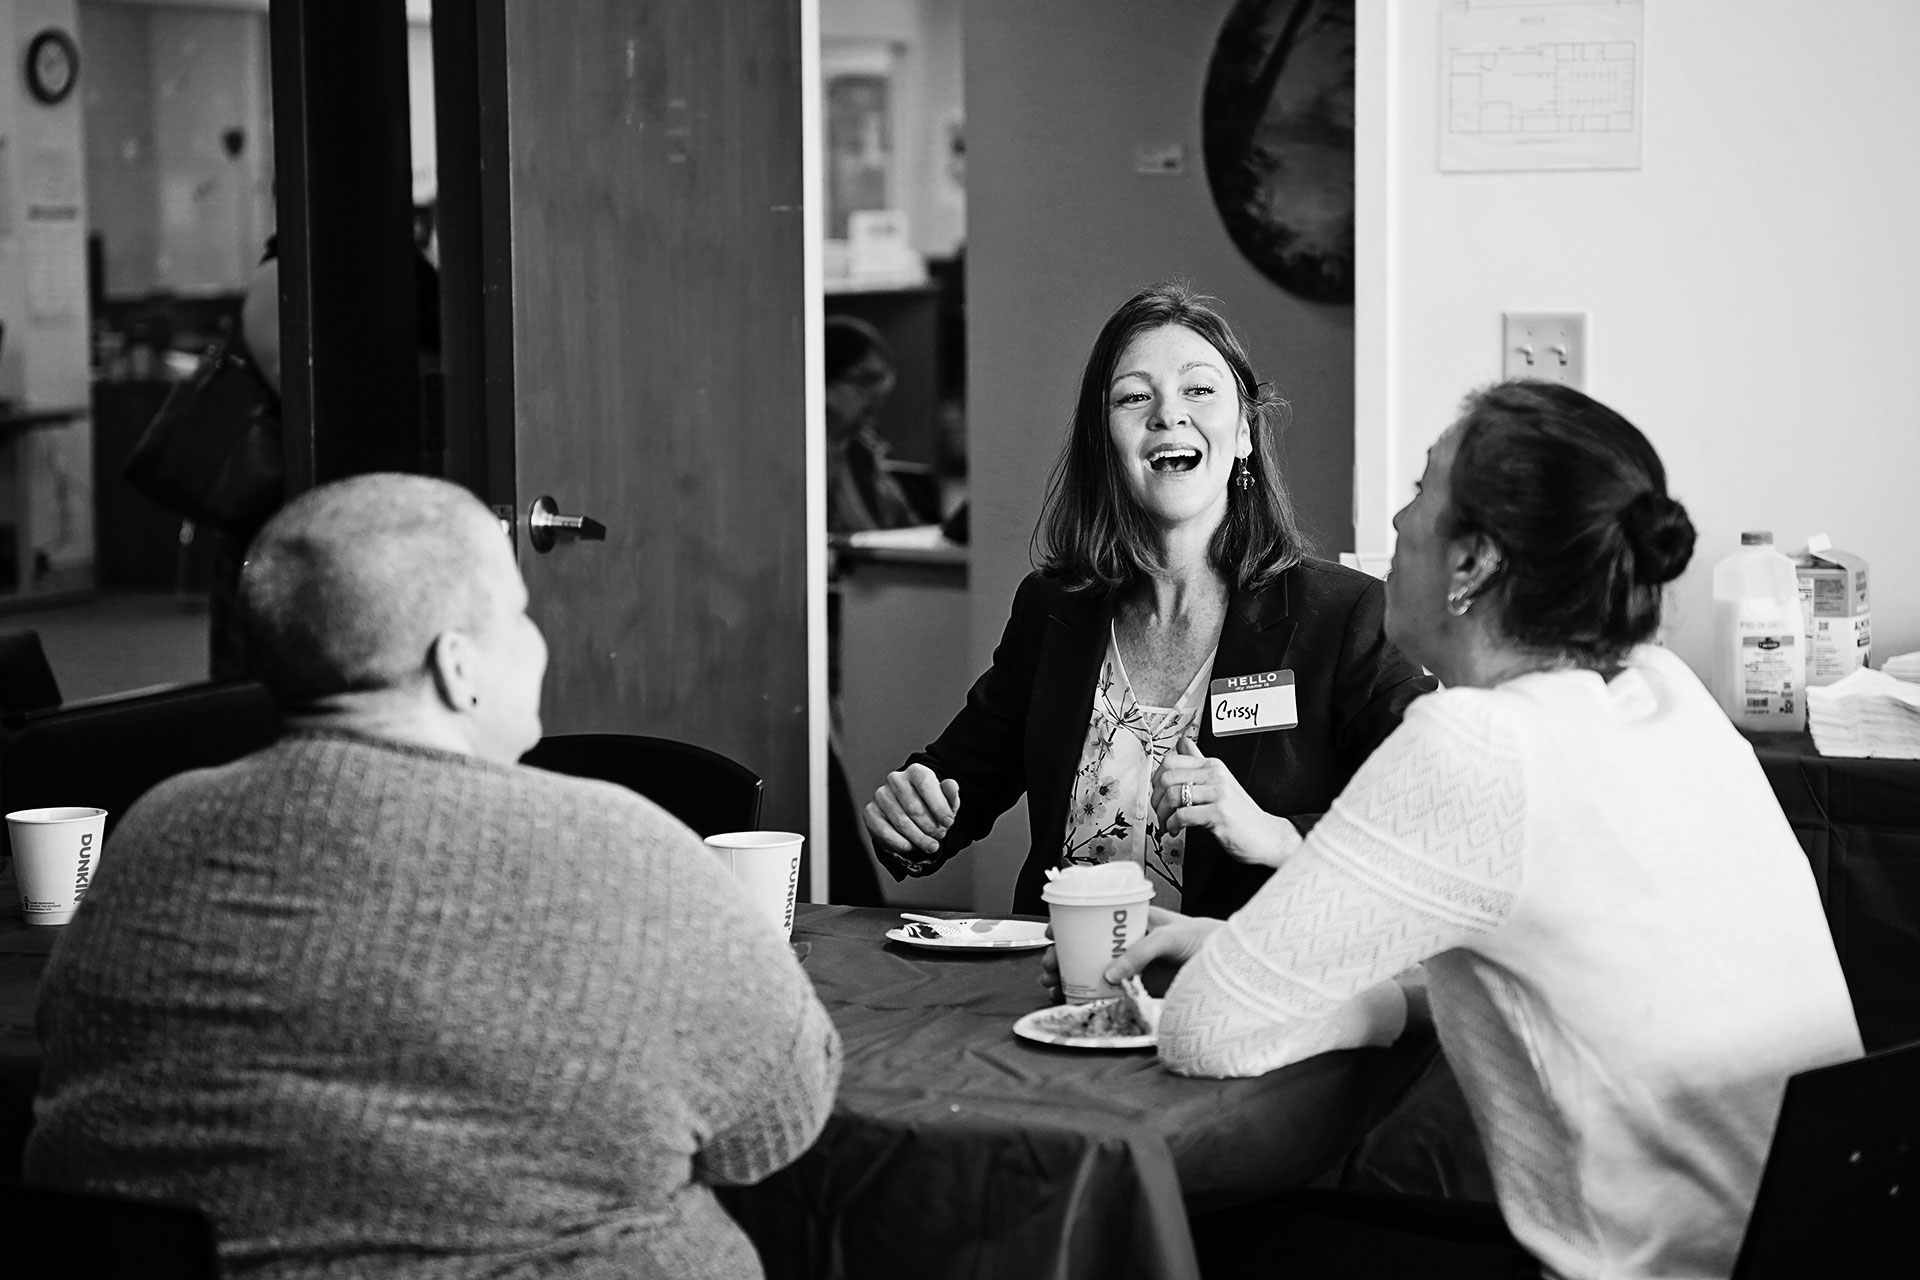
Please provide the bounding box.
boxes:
[1747,733,1920,1051]
[721,905,1437,1280]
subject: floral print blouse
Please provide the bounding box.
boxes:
[1061,624,1215,907]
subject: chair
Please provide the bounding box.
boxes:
[1730,1038,1920,1278]
[0,680,280,852]
[0,631,61,719]
[520,733,763,837]
[0,1181,220,1278]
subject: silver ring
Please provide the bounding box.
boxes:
[1180,781,1192,809]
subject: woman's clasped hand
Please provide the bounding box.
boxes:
[866,762,961,870]
[1148,736,1301,868]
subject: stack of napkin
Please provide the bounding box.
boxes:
[1807,666,1920,759]
[1882,651,1920,685]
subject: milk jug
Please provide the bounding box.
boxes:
[1710,532,1806,732]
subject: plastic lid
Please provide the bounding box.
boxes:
[1040,862,1152,904]
[1740,531,1774,546]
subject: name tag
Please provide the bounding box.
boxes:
[1208,669,1298,737]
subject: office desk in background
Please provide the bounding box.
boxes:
[0,406,92,599]
[90,379,216,590]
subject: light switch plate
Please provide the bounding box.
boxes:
[1502,312,1586,389]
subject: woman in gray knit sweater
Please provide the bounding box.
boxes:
[26,475,840,1279]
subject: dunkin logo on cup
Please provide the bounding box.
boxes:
[75,830,95,899]
[1112,908,1130,959]
[783,851,800,932]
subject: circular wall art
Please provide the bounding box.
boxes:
[1203,0,1355,304]
[26,28,80,106]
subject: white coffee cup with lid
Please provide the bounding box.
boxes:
[1042,862,1153,1003]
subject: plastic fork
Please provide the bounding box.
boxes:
[900,912,996,934]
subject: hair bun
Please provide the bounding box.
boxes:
[1620,491,1696,586]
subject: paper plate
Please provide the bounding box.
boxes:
[883,918,1053,951]
[1012,1001,1157,1051]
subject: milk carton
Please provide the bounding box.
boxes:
[1794,535,1870,687]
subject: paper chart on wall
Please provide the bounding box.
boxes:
[27,237,84,322]
[24,148,81,221]
[1440,0,1645,172]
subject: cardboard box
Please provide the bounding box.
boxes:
[1795,540,1870,685]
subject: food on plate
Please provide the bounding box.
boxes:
[1032,996,1152,1039]
[1119,974,1162,1033]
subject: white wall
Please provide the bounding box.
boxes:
[78,0,155,295]
[1358,0,1920,674]
[0,0,93,584]
[148,3,272,291]
[80,0,273,296]
[965,0,1357,910]
[822,0,964,257]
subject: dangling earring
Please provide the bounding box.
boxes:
[1234,456,1255,492]
[1446,588,1474,617]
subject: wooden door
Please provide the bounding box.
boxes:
[439,3,817,850]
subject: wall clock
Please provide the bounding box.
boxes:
[26,29,79,107]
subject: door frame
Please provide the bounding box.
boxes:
[268,0,424,489]
[799,0,829,902]
[428,0,515,511]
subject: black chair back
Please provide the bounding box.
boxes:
[0,680,281,854]
[1731,1038,1920,1278]
[0,1181,220,1278]
[521,733,763,837]
[0,631,61,718]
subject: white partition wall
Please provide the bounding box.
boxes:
[1356,0,1920,673]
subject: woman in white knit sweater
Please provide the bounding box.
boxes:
[1109,381,1862,1279]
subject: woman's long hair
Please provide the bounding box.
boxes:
[1034,282,1306,597]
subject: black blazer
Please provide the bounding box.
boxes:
[893,560,1436,918]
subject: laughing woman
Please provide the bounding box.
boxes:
[864,283,1434,917]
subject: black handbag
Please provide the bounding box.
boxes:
[122,330,284,534]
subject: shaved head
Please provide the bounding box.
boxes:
[240,474,506,707]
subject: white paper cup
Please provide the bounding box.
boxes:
[1043,877,1153,1004]
[704,831,804,938]
[6,807,108,926]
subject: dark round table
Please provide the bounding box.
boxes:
[720,904,1437,1280]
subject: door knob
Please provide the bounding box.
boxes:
[526,495,607,553]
